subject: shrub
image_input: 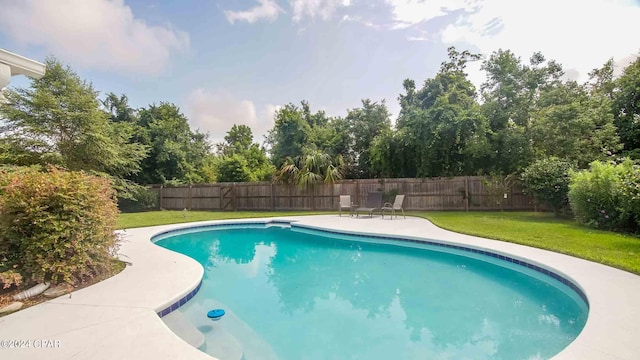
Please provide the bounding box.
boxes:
[568,159,640,232]
[484,174,515,211]
[216,154,252,182]
[619,162,640,231]
[0,166,120,285]
[521,158,573,214]
[117,185,158,213]
[0,269,22,289]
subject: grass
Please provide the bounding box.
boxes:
[117,210,640,275]
[412,211,640,275]
[117,210,333,229]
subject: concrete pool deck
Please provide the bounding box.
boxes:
[1,215,639,359]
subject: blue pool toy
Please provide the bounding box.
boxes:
[207,309,225,321]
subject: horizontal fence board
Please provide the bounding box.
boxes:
[149,176,537,212]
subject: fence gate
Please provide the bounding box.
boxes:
[221,184,235,211]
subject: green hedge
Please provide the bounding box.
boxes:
[568,160,640,232]
[521,157,573,214]
[0,167,120,286]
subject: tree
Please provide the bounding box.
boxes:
[612,57,640,157]
[216,125,274,182]
[217,124,253,155]
[396,47,490,177]
[480,50,534,174]
[345,99,392,178]
[274,148,344,189]
[370,127,411,178]
[266,101,352,173]
[266,103,310,167]
[134,102,214,184]
[0,58,147,178]
[102,92,137,123]
[530,80,620,168]
[216,154,252,182]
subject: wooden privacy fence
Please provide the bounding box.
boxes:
[149,176,535,211]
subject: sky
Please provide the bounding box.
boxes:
[1,0,639,145]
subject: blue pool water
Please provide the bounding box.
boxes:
[155,224,587,360]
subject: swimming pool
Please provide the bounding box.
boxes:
[155,223,587,360]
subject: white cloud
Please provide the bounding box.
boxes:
[438,0,640,85]
[407,36,429,41]
[0,0,189,75]
[341,14,378,28]
[386,0,475,29]
[290,0,353,22]
[225,0,283,24]
[184,89,277,145]
[224,0,353,24]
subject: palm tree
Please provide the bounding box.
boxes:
[274,148,344,189]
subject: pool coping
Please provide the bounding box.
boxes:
[0,215,638,359]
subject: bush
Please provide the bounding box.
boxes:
[117,185,158,213]
[620,164,640,230]
[521,158,573,214]
[568,159,640,232]
[483,174,515,211]
[216,154,252,182]
[0,166,120,285]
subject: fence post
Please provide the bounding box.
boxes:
[355,179,360,206]
[271,183,275,211]
[188,184,192,210]
[510,179,515,210]
[464,177,469,211]
[218,184,223,210]
[159,185,164,210]
[331,183,335,211]
[232,182,237,211]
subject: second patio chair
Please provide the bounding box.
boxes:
[382,194,406,219]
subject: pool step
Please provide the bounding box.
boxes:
[162,310,206,350]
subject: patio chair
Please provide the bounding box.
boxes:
[382,194,406,219]
[355,192,383,217]
[339,195,355,217]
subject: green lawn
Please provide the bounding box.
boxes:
[412,211,640,275]
[117,210,332,229]
[118,210,640,275]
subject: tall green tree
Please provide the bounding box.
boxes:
[216,125,274,182]
[369,127,411,178]
[266,101,350,170]
[217,124,253,155]
[134,102,214,184]
[102,92,137,123]
[0,57,147,178]
[480,50,533,174]
[266,103,311,167]
[612,57,640,157]
[530,80,620,168]
[396,47,490,177]
[345,99,392,178]
[479,50,567,174]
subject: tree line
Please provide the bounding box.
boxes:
[1,49,639,207]
[269,48,639,180]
